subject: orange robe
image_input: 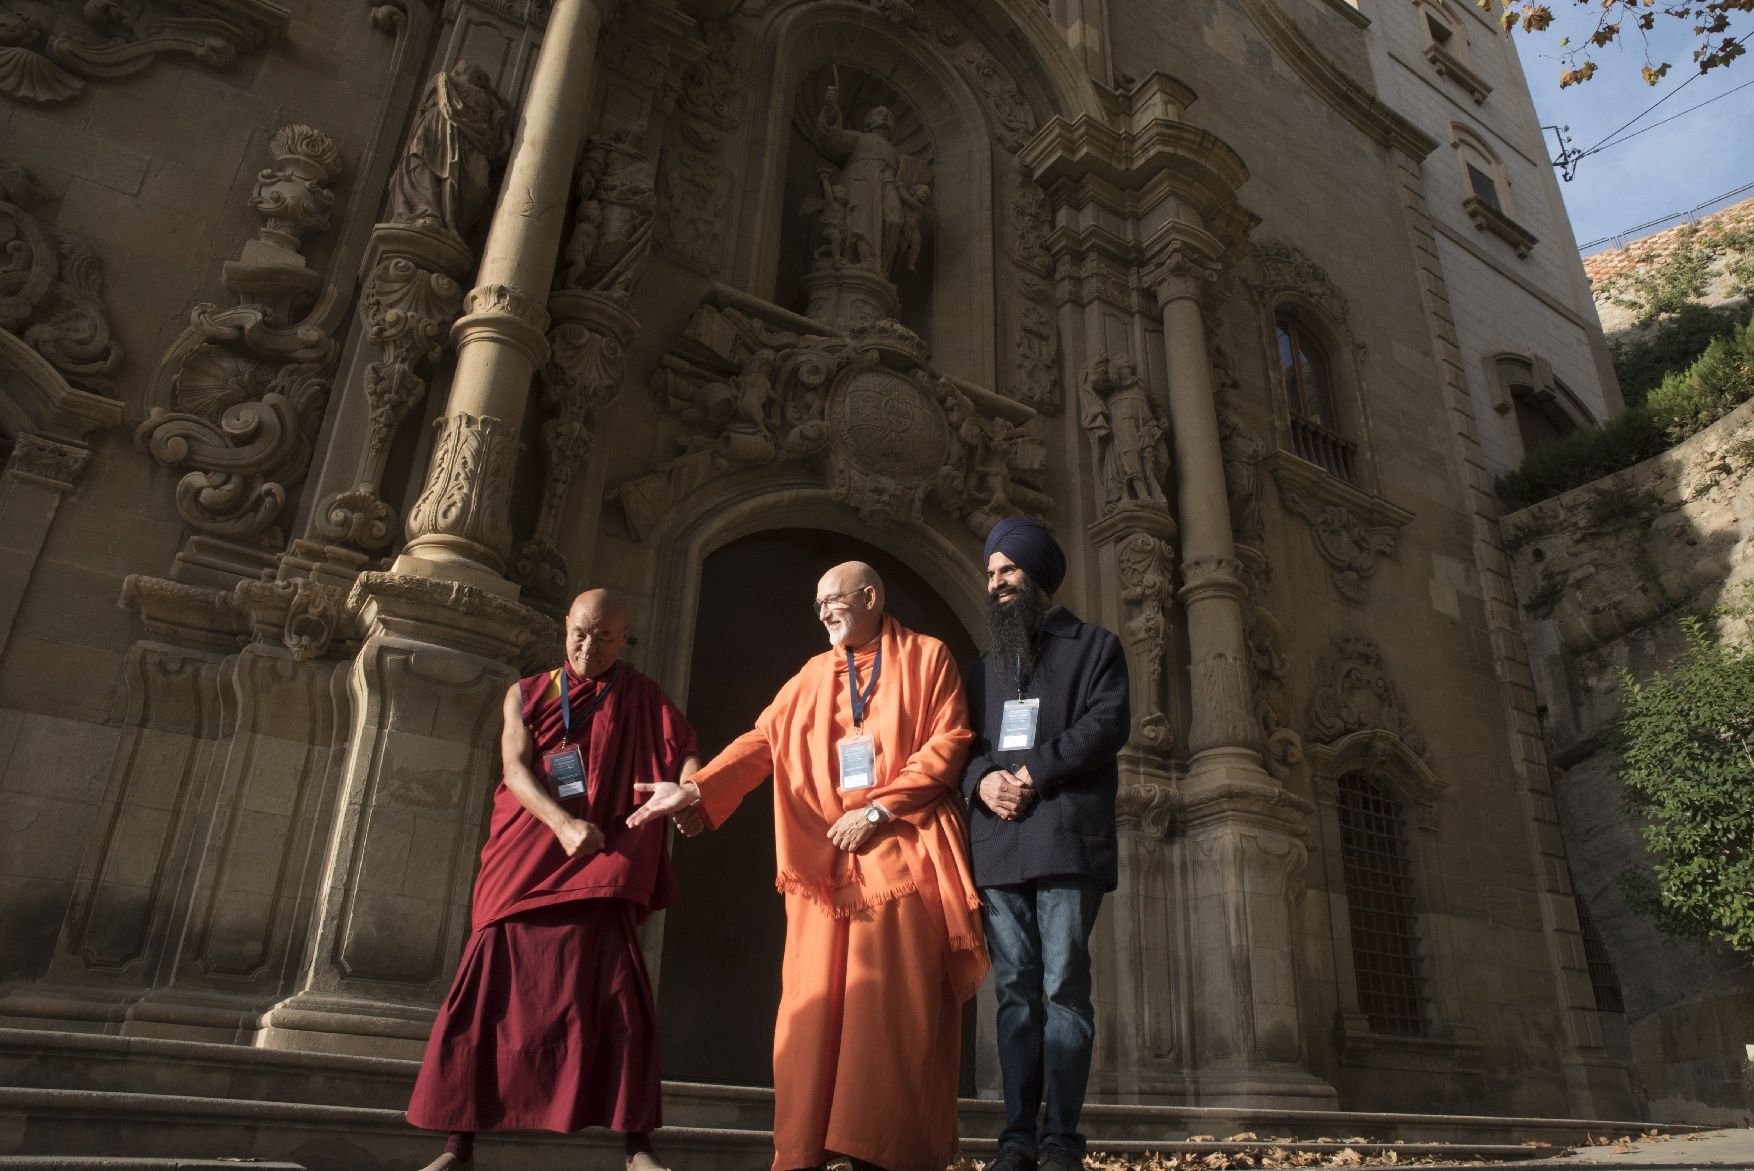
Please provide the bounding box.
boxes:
[690,616,986,1171]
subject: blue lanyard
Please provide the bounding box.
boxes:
[560,662,619,744]
[846,644,881,730]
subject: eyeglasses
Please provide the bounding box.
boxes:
[811,588,868,616]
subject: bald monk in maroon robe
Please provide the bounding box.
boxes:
[406,590,701,1171]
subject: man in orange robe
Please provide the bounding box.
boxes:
[407,590,701,1171]
[629,561,986,1171]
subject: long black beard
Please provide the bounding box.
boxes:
[985,580,1045,684]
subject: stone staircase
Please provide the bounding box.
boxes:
[0,1029,1678,1170]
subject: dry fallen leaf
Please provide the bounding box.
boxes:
[1227,1133,1259,1143]
[1328,1149,1363,1168]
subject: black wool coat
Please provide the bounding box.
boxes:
[960,606,1131,891]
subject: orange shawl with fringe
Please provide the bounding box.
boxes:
[690,616,987,1000]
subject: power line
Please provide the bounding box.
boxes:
[1586,76,1754,156]
[1576,68,1704,158]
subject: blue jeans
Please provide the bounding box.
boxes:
[982,878,1104,1159]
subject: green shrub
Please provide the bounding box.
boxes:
[1611,301,1751,407]
[1497,315,1754,510]
[1614,605,1754,956]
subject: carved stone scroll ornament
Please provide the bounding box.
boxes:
[674,19,741,152]
[1306,635,1432,762]
[1115,780,1179,839]
[1008,168,1051,279]
[1079,351,1169,514]
[1237,551,1302,781]
[558,125,655,304]
[1010,304,1057,412]
[0,162,123,391]
[384,63,509,243]
[852,0,1037,153]
[656,149,732,275]
[1273,458,1411,603]
[614,299,1051,540]
[1252,240,1353,335]
[138,126,344,543]
[0,0,287,106]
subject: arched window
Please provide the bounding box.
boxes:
[1335,772,1430,1037]
[1451,126,1537,257]
[1419,0,1491,103]
[1276,313,1358,483]
[1493,354,1588,458]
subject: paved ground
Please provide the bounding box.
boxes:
[1519,1129,1754,1169]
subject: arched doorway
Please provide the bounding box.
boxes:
[657,527,978,1086]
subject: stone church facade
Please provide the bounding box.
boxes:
[0,0,1643,1127]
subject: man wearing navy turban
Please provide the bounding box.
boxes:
[961,518,1130,1171]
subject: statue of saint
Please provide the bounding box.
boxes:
[1079,352,1170,509]
[1213,345,1266,545]
[384,63,507,239]
[560,124,656,302]
[811,85,933,278]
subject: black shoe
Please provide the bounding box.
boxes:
[1037,1149,1083,1171]
[983,1149,1037,1171]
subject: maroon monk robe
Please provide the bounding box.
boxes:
[407,662,698,1136]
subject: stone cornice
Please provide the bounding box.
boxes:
[1234,0,1439,160]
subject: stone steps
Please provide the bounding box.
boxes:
[0,1028,1686,1169]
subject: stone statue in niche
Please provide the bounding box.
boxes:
[559,124,655,302]
[1079,352,1169,510]
[384,62,507,239]
[1214,345,1266,545]
[811,83,933,278]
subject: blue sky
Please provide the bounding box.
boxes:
[1511,7,1754,252]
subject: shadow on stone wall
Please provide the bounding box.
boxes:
[1505,396,1754,1124]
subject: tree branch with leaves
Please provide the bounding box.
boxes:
[1481,0,1748,85]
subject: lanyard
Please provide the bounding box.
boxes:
[846,644,881,730]
[560,661,619,745]
[1013,649,1032,700]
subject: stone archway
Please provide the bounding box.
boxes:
[656,526,978,1086]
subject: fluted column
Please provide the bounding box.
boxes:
[394,0,615,596]
[1146,236,1264,776]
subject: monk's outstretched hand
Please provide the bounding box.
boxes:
[628,780,699,828]
[554,818,604,857]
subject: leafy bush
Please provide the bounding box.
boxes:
[1614,607,1754,956]
[1496,314,1754,510]
[1611,301,1752,407]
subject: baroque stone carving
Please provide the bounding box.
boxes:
[675,19,742,152]
[615,294,1051,539]
[511,294,636,604]
[0,0,287,106]
[1116,529,1176,750]
[656,148,731,275]
[559,125,655,303]
[1251,240,1352,337]
[854,0,1037,152]
[404,412,519,563]
[384,63,509,241]
[8,433,89,486]
[1214,344,1267,547]
[1238,551,1302,782]
[809,84,933,281]
[1307,635,1431,762]
[313,225,471,551]
[0,162,124,392]
[1116,780,1178,838]
[1273,453,1411,603]
[1009,168,1051,278]
[139,127,344,543]
[1010,304,1057,412]
[1080,352,1169,513]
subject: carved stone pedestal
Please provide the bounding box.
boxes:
[800,267,900,333]
[255,571,552,1058]
[1179,780,1336,1106]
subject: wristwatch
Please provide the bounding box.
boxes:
[864,805,885,825]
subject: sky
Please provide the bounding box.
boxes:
[1510,5,1754,254]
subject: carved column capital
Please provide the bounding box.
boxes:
[1116,780,1180,839]
[1142,235,1222,307]
[454,283,552,365]
[404,412,520,569]
[7,433,91,489]
[1178,554,1246,607]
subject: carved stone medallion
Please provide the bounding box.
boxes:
[827,368,948,485]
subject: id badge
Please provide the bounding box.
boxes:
[999,698,1041,751]
[545,745,586,799]
[837,734,875,791]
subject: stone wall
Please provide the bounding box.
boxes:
[1505,396,1754,1123]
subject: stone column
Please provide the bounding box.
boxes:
[1145,233,1335,1106]
[393,0,616,597]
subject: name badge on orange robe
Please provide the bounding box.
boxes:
[545,745,586,799]
[838,735,874,791]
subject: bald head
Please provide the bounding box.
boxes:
[815,561,885,650]
[565,589,629,678]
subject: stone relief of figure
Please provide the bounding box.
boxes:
[1214,344,1266,545]
[801,167,867,269]
[384,62,508,239]
[1079,352,1169,509]
[560,124,656,301]
[811,83,933,278]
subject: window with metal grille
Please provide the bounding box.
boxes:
[1275,314,1360,484]
[1573,895,1626,1014]
[1336,773,1430,1036]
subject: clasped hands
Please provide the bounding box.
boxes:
[979,765,1036,821]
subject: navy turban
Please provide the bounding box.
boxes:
[983,517,1066,595]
